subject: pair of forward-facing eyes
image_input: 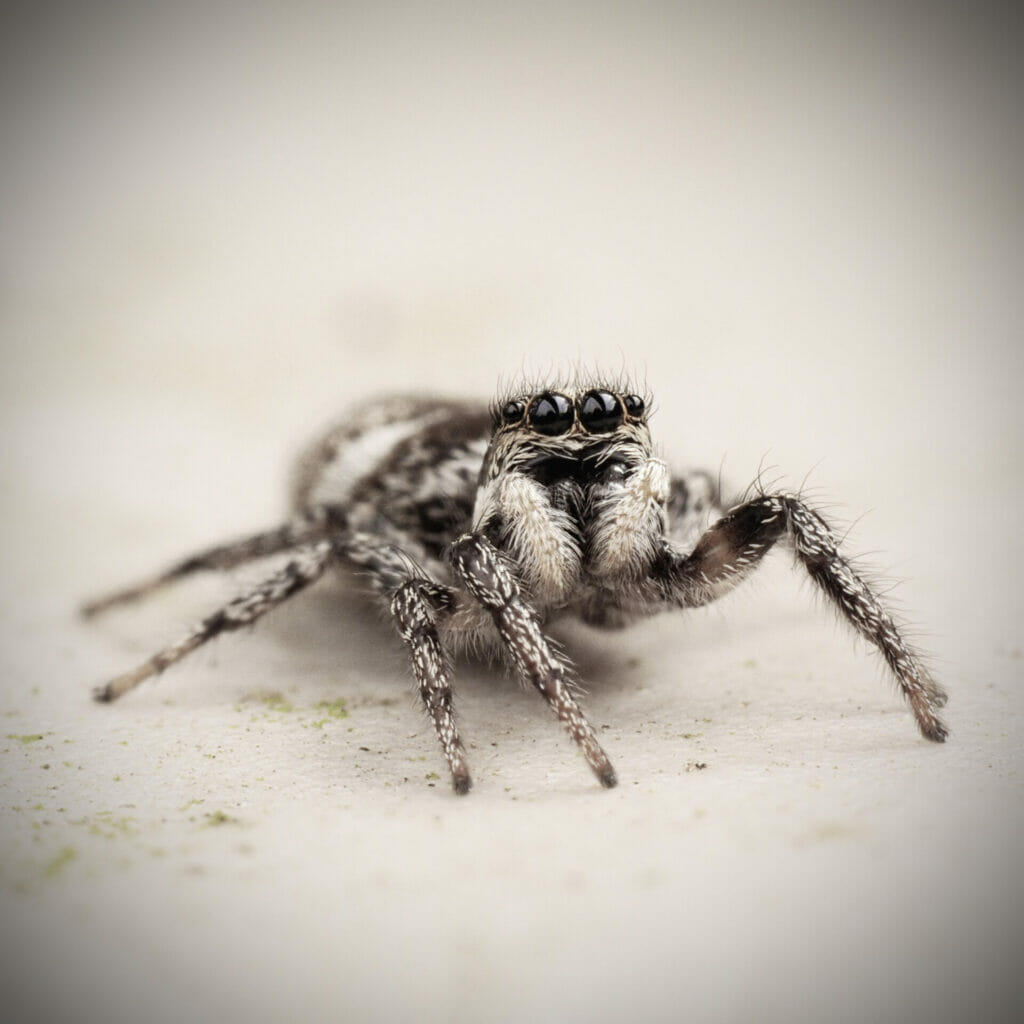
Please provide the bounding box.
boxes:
[497,389,647,437]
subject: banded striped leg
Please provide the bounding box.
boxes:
[335,532,473,793]
[81,510,333,617]
[391,579,471,794]
[93,540,337,702]
[450,534,618,789]
[658,494,948,741]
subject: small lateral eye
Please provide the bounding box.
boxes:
[528,392,574,436]
[623,394,646,419]
[578,390,623,433]
[501,399,525,425]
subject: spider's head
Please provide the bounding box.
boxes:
[475,383,660,600]
[482,386,654,487]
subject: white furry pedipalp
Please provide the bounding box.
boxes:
[481,473,583,607]
[588,457,670,579]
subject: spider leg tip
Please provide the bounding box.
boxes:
[80,598,107,620]
[80,586,142,619]
[91,683,116,703]
[919,714,948,743]
[452,773,473,795]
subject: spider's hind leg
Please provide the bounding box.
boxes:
[659,493,948,742]
[93,539,338,701]
[81,510,334,617]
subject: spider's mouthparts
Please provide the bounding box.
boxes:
[525,452,629,488]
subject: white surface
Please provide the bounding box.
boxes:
[1,5,1021,1023]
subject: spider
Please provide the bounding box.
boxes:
[83,379,948,794]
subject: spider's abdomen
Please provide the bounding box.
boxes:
[291,396,491,560]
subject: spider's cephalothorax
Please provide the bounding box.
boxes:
[475,387,664,613]
[84,380,949,795]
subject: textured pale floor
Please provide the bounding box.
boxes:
[1,6,1021,1023]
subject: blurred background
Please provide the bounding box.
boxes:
[2,0,1019,661]
[0,2,1020,1022]
[2,1,1018,511]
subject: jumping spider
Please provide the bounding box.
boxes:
[84,380,948,794]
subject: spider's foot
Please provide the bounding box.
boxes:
[920,715,949,744]
[91,662,155,703]
[80,581,156,619]
[80,600,106,620]
[582,737,618,789]
[442,745,472,795]
[912,680,949,742]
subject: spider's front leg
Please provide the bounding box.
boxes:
[450,533,618,789]
[656,494,948,741]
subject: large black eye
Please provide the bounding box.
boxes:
[501,399,525,425]
[578,390,623,433]
[528,392,574,435]
[623,394,646,419]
